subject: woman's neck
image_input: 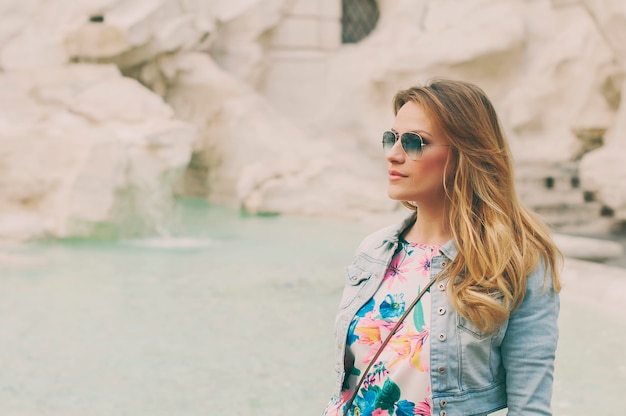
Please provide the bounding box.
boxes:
[403,203,451,246]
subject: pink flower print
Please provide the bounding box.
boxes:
[416,254,432,278]
[409,329,430,371]
[341,389,352,401]
[355,315,397,363]
[372,409,390,416]
[414,397,431,415]
[383,250,417,288]
[354,315,382,345]
[385,327,430,371]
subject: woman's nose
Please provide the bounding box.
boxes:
[385,139,405,163]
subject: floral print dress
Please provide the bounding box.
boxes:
[326,239,440,416]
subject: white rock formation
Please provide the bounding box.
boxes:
[209,0,294,86]
[0,64,195,240]
[0,0,215,70]
[144,52,395,218]
[500,3,619,162]
[253,0,626,227]
[578,0,626,226]
[580,76,626,224]
[302,0,620,164]
[1,0,626,238]
[0,0,211,241]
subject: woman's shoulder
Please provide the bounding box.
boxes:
[525,257,558,294]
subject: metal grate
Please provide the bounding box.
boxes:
[342,0,380,44]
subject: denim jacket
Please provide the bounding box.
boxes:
[330,213,559,416]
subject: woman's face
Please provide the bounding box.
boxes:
[385,101,452,205]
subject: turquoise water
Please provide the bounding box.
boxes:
[1,199,625,415]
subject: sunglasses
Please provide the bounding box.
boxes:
[382,130,451,160]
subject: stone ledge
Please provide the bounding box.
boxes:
[553,233,624,262]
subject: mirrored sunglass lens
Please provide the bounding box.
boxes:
[400,132,423,159]
[382,131,396,151]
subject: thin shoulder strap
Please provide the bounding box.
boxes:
[342,276,438,416]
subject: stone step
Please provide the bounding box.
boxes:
[553,233,624,262]
[532,201,603,228]
[513,161,613,232]
[515,169,581,191]
[515,162,581,196]
[553,217,615,235]
[518,188,585,207]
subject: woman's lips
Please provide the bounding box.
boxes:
[388,170,407,181]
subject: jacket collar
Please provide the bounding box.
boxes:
[382,211,458,261]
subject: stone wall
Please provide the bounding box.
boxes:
[1,0,626,240]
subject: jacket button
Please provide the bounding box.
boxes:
[438,283,445,291]
[437,307,446,315]
[440,411,447,416]
[438,333,446,342]
[437,366,446,374]
[440,262,446,267]
[440,399,447,407]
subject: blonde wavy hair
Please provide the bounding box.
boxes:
[393,79,562,333]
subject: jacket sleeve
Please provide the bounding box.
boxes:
[500,262,560,415]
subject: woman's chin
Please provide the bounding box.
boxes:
[387,190,409,201]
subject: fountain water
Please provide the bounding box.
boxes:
[1,199,625,415]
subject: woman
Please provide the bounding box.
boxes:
[324,79,562,416]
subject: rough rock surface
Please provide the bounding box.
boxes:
[1,0,626,239]
[578,0,626,225]
[0,64,195,240]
